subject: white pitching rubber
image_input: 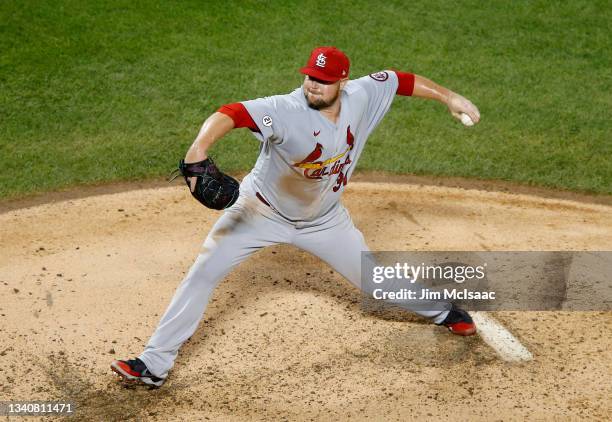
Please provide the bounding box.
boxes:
[472,312,533,362]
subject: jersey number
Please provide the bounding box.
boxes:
[333,171,348,192]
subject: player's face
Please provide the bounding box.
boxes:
[303,75,342,110]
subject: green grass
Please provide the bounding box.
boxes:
[1,0,611,199]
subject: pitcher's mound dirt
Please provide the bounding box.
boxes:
[1,182,610,421]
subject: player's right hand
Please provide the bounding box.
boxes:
[447,93,480,125]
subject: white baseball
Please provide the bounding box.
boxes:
[460,113,474,127]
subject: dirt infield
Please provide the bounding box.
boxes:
[1,181,611,421]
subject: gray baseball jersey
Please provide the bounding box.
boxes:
[242,70,399,222]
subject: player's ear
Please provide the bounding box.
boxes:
[339,77,349,89]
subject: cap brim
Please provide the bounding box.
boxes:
[299,66,341,82]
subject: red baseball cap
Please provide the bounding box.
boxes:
[299,46,350,82]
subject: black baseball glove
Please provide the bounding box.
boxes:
[170,158,239,210]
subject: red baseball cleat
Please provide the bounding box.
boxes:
[438,304,477,336]
[111,358,166,387]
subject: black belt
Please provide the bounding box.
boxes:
[256,192,271,207]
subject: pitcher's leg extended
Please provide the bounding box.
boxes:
[292,208,450,324]
[138,205,290,377]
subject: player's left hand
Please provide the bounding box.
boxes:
[169,158,240,210]
[447,93,480,125]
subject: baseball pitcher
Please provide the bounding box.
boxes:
[111,46,481,387]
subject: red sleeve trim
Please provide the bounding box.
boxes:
[394,71,415,96]
[217,103,260,132]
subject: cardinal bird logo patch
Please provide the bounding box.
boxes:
[346,125,354,150]
[293,126,356,181]
[295,143,324,168]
